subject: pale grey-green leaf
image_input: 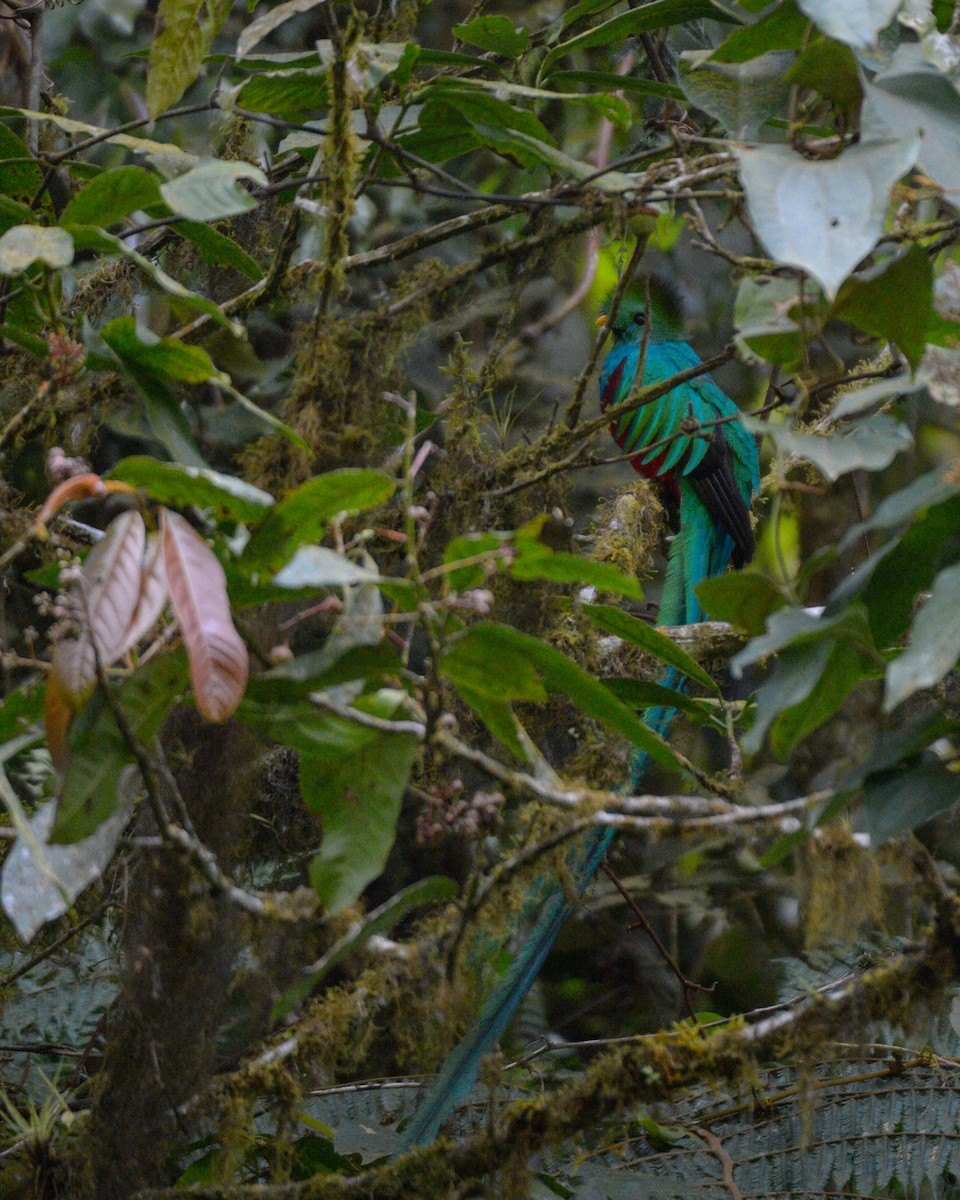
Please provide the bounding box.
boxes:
[866,44,960,199]
[1,797,131,943]
[745,413,912,481]
[160,159,267,221]
[0,225,73,276]
[796,0,902,49]
[736,137,920,298]
[885,561,960,709]
[272,546,381,589]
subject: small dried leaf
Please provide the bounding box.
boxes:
[161,509,248,721]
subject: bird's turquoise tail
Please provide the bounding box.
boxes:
[396,682,683,1152]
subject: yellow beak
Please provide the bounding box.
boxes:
[595,315,607,328]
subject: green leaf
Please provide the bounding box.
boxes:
[453,15,529,56]
[424,76,630,128]
[581,603,720,693]
[100,316,225,385]
[441,622,687,773]
[744,413,913,482]
[864,752,960,843]
[174,221,264,281]
[838,469,958,555]
[59,166,163,229]
[146,0,233,117]
[303,692,418,913]
[240,470,396,577]
[540,0,742,78]
[52,653,188,844]
[0,122,43,202]
[832,246,933,372]
[232,69,328,120]
[885,561,960,710]
[271,876,458,1022]
[107,456,275,524]
[710,0,809,63]
[602,677,714,725]
[512,516,642,599]
[736,137,921,298]
[0,225,73,276]
[695,570,786,636]
[455,686,530,761]
[796,0,902,50]
[159,159,267,222]
[732,604,876,674]
[782,37,863,109]
[763,640,880,758]
[248,641,402,701]
[441,631,548,703]
[679,50,792,138]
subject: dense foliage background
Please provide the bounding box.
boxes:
[3,0,960,1196]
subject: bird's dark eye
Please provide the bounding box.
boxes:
[633,311,645,326]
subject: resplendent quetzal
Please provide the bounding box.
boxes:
[397,276,760,1153]
[600,278,759,629]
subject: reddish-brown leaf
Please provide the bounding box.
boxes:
[52,510,150,706]
[160,509,248,721]
[44,673,74,771]
[114,533,169,658]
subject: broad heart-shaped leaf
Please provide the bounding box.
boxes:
[146,0,233,116]
[0,225,73,276]
[581,603,720,693]
[161,509,248,722]
[51,651,188,843]
[240,469,396,577]
[540,0,741,78]
[832,246,933,372]
[885,561,960,710]
[796,0,901,49]
[302,690,418,914]
[440,622,686,773]
[59,166,163,229]
[160,159,267,222]
[51,510,149,707]
[736,137,921,299]
[679,50,792,139]
[865,44,960,204]
[1,797,131,942]
[453,15,529,56]
[108,456,274,525]
[743,413,912,482]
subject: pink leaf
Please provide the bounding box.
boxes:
[160,509,248,721]
[52,510,148,706]
[114,534,169,658]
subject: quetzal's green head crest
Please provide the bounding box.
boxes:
[601,275,684,342]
